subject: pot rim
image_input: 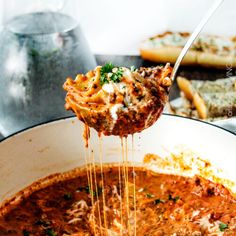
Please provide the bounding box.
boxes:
[0,113,235,144]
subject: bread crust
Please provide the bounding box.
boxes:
[140,31,236,68]
[140,48,197,65]
[197,52,236,68]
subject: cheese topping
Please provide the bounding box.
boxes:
[102,83,115,93]
[142,31,235,56]
[110,104,123,121]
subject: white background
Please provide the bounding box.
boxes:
[0,0,235,55]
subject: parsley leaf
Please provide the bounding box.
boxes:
[168,194,180,203]
[154,199,165,204]
[219,222,228,232]
[100,62,114,74]
[45,229,56,236]
[100,63,114,85]
[110,68,123,83]
[100,73,109,85]
[100,63,123,85]
[77,185,103,196]
[146,193,155,198]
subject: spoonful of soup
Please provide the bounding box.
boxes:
[63,63,172,136]
[63,0,224,136]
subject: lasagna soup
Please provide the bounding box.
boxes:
[0,166,236,235]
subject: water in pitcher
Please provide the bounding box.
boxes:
[0,12,96,136]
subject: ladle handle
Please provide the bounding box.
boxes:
[171,0,225,81]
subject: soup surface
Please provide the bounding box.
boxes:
[0,166,236,235]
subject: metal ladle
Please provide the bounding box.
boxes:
[171,0,225,81]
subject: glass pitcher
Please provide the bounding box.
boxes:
[0,0,96,136]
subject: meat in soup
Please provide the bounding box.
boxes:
[0,166,236,235]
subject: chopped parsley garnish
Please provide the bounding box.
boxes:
[101,62,114,74]
[110,67,123,83]
[100,63,123,85]
[154,199,165,204]
[22,229,30,236]
[146,193,155,198]
[219,222,228,232]
[168,194,180,203]
[45,228,56,236]
[63,193,72,200]
[77,185,102,196]
[100,63,113,84]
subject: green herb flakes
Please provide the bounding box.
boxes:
[168,194,180,203]
[219,222,228,232]
[154,199,165,204]
[77,185,102,196]
[146,193,155,198]
[45,228,56,236]
[100,63,123,85]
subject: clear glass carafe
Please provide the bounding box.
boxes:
[0,0,96,136]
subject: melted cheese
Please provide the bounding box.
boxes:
[67,200,88,224]
[142,32,235,56]
[195,214,225,236]
[110,104,123,121]
[143,33,188,49]
[102,83,115,93]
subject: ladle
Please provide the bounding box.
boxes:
[171,0,225,81]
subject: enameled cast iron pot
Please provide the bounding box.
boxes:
[0,114,236,204]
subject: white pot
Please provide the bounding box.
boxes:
[0,114,235,204]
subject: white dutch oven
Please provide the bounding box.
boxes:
[0,114,236,204]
